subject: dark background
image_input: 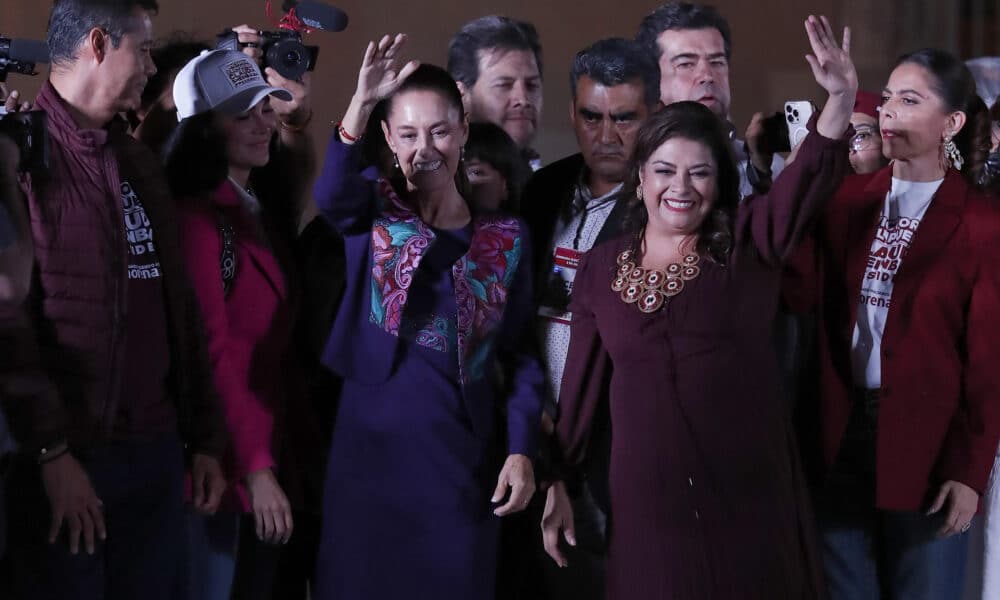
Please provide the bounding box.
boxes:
[3,0,997,169]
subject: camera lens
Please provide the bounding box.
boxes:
[793,109,799,117]
[787,114,794,123]
[786,105,793,113]
[266,37,310,80]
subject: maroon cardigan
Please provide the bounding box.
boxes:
[0,82,226,457]
[787,166,1000,511]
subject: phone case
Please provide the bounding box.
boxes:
[784,101,816,148]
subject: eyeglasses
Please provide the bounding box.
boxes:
[850,125,881,152]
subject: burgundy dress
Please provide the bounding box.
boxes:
[555,129,849,599]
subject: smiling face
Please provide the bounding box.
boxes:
[467,48,543,149]
[655,27,731,118]
[639,136,718,237]
[382,89,469,193]
[879,62,964,165]
[217,98,277,171]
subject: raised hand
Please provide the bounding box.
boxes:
[265,68,313,130]
[231,25,265,63]
[804,15,857,98]
[354,34,420,106]
[803,15,858,140]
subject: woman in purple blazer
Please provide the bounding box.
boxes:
[311,35,543,600]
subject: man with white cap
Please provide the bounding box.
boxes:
[1,1,229,599]
[165,48,315,600]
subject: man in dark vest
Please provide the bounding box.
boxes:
[1,2,227,598]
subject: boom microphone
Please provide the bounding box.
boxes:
[293,1,349,32]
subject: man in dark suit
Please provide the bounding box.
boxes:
[500,37,658,600]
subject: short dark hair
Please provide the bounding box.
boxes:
[570,38,661,108]
[622,101,739,264]
[636,2,732,61]
[465,122,530,213]
[447,16,543,88]
[47,0,159,67]
[141,33,209,111]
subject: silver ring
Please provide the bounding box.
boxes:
[962,522,972,533]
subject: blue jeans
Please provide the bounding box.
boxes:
[184,510,240,600]
[818,389,970,599]
[4,434,186,600]
[818,506,970,600]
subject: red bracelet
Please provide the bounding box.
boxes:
[337,122,361,143]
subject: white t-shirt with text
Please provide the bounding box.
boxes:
[851,177,943,388]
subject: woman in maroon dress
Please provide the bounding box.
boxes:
[541,16,855,599]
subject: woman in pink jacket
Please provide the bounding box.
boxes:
[163,48,311,600]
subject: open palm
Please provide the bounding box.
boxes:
[356,33,420,105]
[805,15,857,98]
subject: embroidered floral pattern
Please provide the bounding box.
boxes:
[369,179,435,335]
[367,179,522,382]
[454,217,522,383]
[402,314,454,353]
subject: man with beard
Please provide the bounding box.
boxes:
[448,16,545,170]
[638,1,783,197]
[500,38,658,600]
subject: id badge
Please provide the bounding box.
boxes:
[538,247,582,325]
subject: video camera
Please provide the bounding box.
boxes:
[0,36,49,173]
[216,0,348,81]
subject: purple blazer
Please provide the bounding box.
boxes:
[313,135,543,458]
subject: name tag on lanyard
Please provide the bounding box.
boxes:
[538,246,582,325]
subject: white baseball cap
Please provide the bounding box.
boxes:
[173,49,293,121]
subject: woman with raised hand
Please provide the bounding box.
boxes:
[311,34,543,600]
[541,16,856,598]
[787,45,1000,600]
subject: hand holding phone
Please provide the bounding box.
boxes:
[757,100,816,154]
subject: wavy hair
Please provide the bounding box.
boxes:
[162,112,298,236]
[621,101,740,264]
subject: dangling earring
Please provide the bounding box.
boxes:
[637,187,644,201]
[943,136,964,171]
[393,153,400,170]
[460,146,466,162]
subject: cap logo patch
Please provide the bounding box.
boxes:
[222,58,261,89]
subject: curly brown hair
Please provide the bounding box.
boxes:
[621,101,740,264]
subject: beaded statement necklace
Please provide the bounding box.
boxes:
[611,249,701,313]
